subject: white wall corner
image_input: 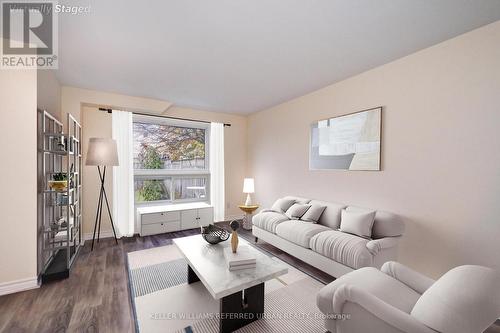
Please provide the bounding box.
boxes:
[0,277,39,296]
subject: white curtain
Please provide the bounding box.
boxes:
[210,122,225,222]
[112,110,134,237]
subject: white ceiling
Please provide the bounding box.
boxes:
[56,0,500,114]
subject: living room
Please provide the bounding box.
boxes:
[1,1,500,333]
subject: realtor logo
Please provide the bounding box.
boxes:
[1,1,58,68]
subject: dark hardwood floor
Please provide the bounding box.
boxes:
[1,224,499,333]
[0,229,199,333]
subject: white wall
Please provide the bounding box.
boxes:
[247,21,500,278]
[0,68,38,291]
[37,69,61,119]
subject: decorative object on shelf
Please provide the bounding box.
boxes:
[49,221,59,232]
[54,193,70,206]
[238,204,259,230]
[48,172,68,192]
[310,106,382,171]
[201,224,230,244]
[243,178,255,206]
[230,220,240,253]
[59,217,68,228]
[86,138,119,250]
[69,164,75,188]
[53,135,66,152]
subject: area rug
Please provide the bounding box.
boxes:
[127,242,327,333]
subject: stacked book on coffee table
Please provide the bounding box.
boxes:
[223,246,256,271]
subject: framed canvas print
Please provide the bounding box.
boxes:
[310,107,382,171]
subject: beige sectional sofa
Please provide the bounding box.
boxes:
[252,196,405,277]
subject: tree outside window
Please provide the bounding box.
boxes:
[133,119,209,203]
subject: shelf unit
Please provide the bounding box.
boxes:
[37,110,83,283]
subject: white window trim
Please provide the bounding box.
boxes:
[133,114,211,206]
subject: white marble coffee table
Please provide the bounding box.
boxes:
[173,234,288,333]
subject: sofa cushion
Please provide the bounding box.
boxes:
[252,211,289,233]
[285,203,311,220]
[271,198,296,213]
[283,195,311,204]
[309,230,373,269]
[300,203,326,223]
[339,209,376,238]
[317,267,421,314]
[347,206,404,238]
[410,265,500,333]
[310,200,346,229]
[275,221,330,248]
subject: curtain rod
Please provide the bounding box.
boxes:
[98,108,231,127]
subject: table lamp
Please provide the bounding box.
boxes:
[243,178,255,206]
[86,138,119,250]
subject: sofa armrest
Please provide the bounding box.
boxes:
[366,237,400,255]
[381,261,435,294]
[332,284,437,333]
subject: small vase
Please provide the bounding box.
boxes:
[231,231,239,253]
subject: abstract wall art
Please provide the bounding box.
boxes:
[310,107,382,171]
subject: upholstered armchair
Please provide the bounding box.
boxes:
[317,261,500,333]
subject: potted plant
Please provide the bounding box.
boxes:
[48,173,68,192]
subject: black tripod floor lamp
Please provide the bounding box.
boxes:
[86,138,119,251]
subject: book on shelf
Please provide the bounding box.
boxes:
[223,246,256,267]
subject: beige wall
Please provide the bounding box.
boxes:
[0,69,38,285]
[81,106,114,235]
[247,21,500,278]
[62,87,174,236]
[61,88,248,236]
[61,86,173,125]
[37,69,61,120]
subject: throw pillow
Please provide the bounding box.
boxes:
[339,209,376,238]
[271,198,296,213]
[300,204,327,223]
[285,203,311,220]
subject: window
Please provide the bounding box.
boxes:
[133,115,209,204]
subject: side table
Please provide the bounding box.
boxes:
[238,205,259,230]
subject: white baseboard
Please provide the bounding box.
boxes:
[83,231,116,241]
[0,277,39,296]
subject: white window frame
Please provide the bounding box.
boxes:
[133,114,210,207]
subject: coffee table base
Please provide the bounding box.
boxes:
[188,265,200,284]
[187,265,264,333]
[219,282,264,333]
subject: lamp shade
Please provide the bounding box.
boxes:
[243,178,255,193]
[85,138,119,166]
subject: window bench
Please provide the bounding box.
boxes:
[137,202,214,236]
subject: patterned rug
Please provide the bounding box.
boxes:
[126,241,327,333]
